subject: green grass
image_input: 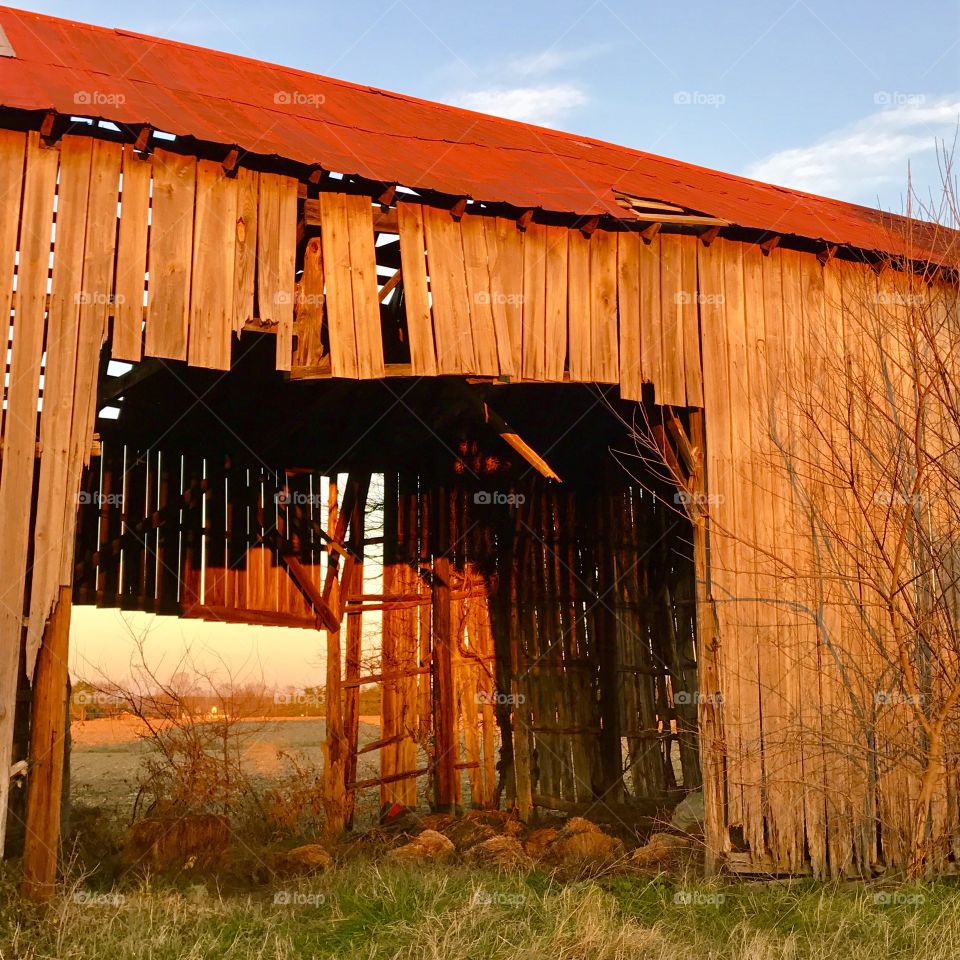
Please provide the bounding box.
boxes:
[3,860,960,959]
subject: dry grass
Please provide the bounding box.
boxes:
[2,859,960,959]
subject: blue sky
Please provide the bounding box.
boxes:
[22,0,960,212]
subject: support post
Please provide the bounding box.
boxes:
[689,409,726,873]
[432,553,459,812]
[322,477,347,833]
[21,586,72,902]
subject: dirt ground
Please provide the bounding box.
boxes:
[70,714,387,820]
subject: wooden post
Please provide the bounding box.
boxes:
[322,477,347,833]
[432,552,459,812]
[343,478,367,826]
[21,586,72,902]
[689,409,726,873]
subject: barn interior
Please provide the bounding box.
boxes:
[61,335,702,830]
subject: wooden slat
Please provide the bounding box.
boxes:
[680,235,703,406]
[344,193,384,379]
[0,132,57,855]
[318,192,359,378]
[145,150,196,360]
[0,130,24,332]
[188,159,238,370]
[521,222,547,380]
[275,175,297,371]
[26,135,93,675]
[638,234,663,393]
[396,203,437,376]
[80,139,121,340]
[485,217,523,378]
[589,229,619,383]
[617,230,642,400]
[293,236,325,368]
[567,229,591,381]
[543,225,569,381]
[232,166,259,333]
[658,233,687,406]
[111,145,150,361]
[460,214,499,376]
[422,206,472,373]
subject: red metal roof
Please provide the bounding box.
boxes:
[0,5,949,261]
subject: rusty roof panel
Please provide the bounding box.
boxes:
[0,5,949,261]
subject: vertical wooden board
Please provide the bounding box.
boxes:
[589,230,619,383]
[80,139,121,339]
[484,217,524,378]
[460,214,499,376]
[396,203,437,376]
[638,234,663,393]
[275,175,297,371]
[617,231,642,400]
[0,133,57,853]
[344,194,384,379]
[780,246,828,874]
[145,149,196,361]
[232,167,259,332]
[293,235,325,368]
[112,146,151,361]
[696,237,737,853]
[680,235,703,406]
[25,135,93,674]
[0,130,25,330]
[543,225,568,381]
[318,192,359,379]
[422,206,472,373]
[720,238,767,859]
[658,233,687,406]
[567,229,591,381]
[521,222,547,380]
[742,244,785,865]
[758,247,804,872]
[189,159,238,371]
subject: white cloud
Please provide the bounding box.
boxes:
[445,44,605,128]
[745,95,960,207]
[453,84,588,125]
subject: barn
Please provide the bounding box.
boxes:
[0,5,957,899]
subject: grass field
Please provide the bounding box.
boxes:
[3,861,960,959]
[3,716,959,959]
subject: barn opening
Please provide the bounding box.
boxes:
[63,339,702,828]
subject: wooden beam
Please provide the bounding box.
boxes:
[21,587,72,902]
[378,268,402,303]
[516,209,534,231]
[699,226,721,246]
[432,555,459,812]
[279,552,341,631]
[639,222,662,244]
[665,407,700,477]
[760,234,781,256]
